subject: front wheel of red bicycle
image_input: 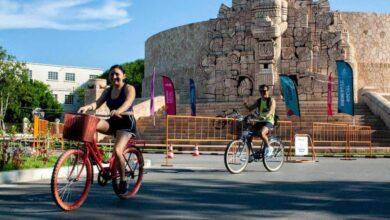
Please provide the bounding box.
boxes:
[51,149,92,211]
[112,147,144,199]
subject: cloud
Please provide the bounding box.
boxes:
[0,0,132,30]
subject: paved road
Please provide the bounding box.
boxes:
[0,155,390,219]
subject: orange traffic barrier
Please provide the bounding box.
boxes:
[348,125,372,157]
[33,116,64,150]
[312,122,372,159]
[164,115,293,166]
[164,115,238,166]
[312,122,349,159]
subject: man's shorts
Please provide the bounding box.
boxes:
[253,121,274,130]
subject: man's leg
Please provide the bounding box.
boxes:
[260,126,270,148]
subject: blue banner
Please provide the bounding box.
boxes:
[280,75,301,117]
[189,79,196,116]
[337,61,354,116]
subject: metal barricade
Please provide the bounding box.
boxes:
[166,115,237,144]
[33,116,64,150]
[348,125,372,157]
[312,122,349,158]
[312,122,373,159]
[165,115,293,166]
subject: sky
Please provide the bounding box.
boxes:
[0,0,389,70]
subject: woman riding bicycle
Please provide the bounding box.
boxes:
[78,64,136,194]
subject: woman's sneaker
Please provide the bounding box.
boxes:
[119,180,128,194]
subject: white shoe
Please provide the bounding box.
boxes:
[265,146,274,157]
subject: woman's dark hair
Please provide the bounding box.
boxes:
[109,64,126,75]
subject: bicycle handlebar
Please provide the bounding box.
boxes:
[68,112,130,118]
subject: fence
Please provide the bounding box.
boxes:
[312,122,373,158]
[164,115,294,164]
[348,125,372,157]
[166,115,237,144]
[33,116,64,150]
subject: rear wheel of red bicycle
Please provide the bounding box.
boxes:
[51,149,92,211]
[112,147,144,199]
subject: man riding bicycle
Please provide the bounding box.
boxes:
[243,84,276,158]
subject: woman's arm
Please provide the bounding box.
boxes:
[78,88,109,113]
[116,85,136,114]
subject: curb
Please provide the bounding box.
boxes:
[0,159,152,185]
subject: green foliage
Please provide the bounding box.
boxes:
[0,46,62,123]
[1,154,59,171]
[100,59,144,97]
[75,87,86,107]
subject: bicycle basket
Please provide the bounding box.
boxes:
[63,113,100,143]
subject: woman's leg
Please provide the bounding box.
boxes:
[96,119,111,135]
[114,130,133,181]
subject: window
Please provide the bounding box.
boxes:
[65,95,74,105]
[54,94,58,101]
[48,71,58,80]
[65,73,75,82]
[89,75,98,80]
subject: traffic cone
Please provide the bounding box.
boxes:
[192,145,200,157]
[166,144,174,159]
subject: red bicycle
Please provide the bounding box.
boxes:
[50,113,144,211]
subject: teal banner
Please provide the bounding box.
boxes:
[337,61,354,116]
[280,75,301,117]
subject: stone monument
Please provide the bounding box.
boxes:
[144,0,389,103]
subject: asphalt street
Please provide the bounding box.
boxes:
[0,154,389,219]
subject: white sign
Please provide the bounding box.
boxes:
[295,136,309,156]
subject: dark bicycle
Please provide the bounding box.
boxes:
[224,113,285,174]
[214,109,240,129]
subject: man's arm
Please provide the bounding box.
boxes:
[244,98,258,112]
[266,98,276,117]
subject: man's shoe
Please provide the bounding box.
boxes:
[248,154,255,163]
[265,146,274,157]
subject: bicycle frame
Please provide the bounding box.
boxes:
[78,139,141,182]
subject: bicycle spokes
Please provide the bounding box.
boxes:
[224,140,249,174]
[51,149,92,211]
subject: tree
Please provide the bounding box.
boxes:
[74,87,86,107]
[100,59,144,97]
[0,46,62,125]
[0,47,28,129]
[15,80,63,122]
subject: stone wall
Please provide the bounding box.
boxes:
[143,21,212,101]
[339,12,390,96]
[362,89,390,129]
[143,0,390,103]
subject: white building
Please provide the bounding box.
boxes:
[25,62,103,112]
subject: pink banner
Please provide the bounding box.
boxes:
[327,73,333,116]
[162,76,176,115]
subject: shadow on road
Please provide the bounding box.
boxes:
[0,175,389,219]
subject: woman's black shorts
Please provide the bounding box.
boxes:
[106,115,137,136]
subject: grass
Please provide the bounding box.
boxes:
[1,155,59,172]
